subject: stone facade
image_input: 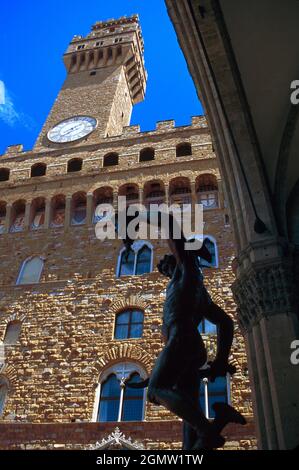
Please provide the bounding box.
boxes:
[0,15,256,450]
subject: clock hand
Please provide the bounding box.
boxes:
[62,125,83,136]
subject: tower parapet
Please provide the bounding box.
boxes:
[63,15,146,105]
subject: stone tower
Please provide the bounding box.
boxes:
[0,15,256,450]
[34,16,146,150]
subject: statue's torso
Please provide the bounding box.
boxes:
[162,252,211,333]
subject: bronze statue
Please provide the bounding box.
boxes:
[123,210,246,449]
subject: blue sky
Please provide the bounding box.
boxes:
[0,0,203,154]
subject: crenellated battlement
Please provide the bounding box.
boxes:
[122,115,208,135]
[1,116,209,159]
[70,15,143,43]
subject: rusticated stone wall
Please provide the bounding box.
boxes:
[0,119,256,450]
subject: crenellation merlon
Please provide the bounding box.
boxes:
[156,120,175,130]
[4,144,24,155]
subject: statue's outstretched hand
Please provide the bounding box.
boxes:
[200,360,236,382]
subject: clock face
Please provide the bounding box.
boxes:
[47,116,97,143]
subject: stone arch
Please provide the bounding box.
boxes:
[118,183,139,206]
[10,200,26,233]
[30,197,46,230]
[2,313,26,330]
[95,344,153,377]
[118,183,139,196]
[143,179,165,206]
[0,365,17,388]
[109,294,150,315]
[50,194,66,228]
[93,186,114,205]
[169,176,191,205]
[116,241,154,277]
[196,173,218,192]
[71,191,87,226]
[16,256,45,285]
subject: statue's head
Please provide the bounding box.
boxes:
[157,254,177,278]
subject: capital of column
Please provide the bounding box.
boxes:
[232,258,295,333]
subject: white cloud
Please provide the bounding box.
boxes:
[0,81,35,129]
[0,81,4,105]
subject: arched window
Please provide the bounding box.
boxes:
[139,148,155,162]
[144,181,165,208]
[98,374,121,422]
[200,376,229,418]
[93,187,113,224]
[103,153,119,167]
[51,195,65,228]
[67,158,82,173]
[188,235,218,268]
[96,363,146,423]
[122,372,145,421]
[176,143,192,158]
[31,163,46,178]
[136,246,152,275]
[198,319,217,335]
[0,202,6,235]
[199,237,218,268]
[114,310,144,340]
[0,168,10,182]
[16,257,44,285]
[117,242,153,277]
[119,248,135,276]
[4,321,22,345]
[30,198,45,230]
[0,378,9,417]
[196,174,218,209]
[10,201,26,233]
[119,184,139,207]
[71,192,86,226]
[169,177,192,206]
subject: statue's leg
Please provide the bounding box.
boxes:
[210,402,246,434]
[180,368,201,450]
[177,333,206,450]
[147,328,211,437]
[204,300,234,365]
